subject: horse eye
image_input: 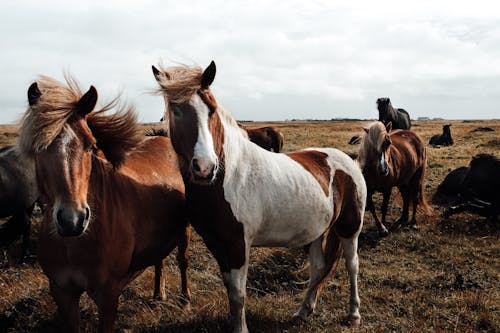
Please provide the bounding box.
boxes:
[208,108,215,117]
[170,106,181,117]
[87,144,97,153]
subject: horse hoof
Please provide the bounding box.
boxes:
[181,301,191,311]
[292,310,308,322]
[378,228,389,237]
[349,317,361,327]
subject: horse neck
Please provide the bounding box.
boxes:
[218,106,252,159]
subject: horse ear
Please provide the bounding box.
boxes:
[77,86,98,116]
[28,82,41,106]
[152,65,161,79]
[152,65,170,82]
[385,121,392,132]
[201,61,216,88]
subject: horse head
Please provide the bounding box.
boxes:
[360,121,392,177]
[153,61,224,185]
[21,80,97,237]
[20,77,141,237]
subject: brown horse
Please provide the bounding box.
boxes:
[358,121,430,236]
[237,122,284,152]
[153,62,366,332]
[18,76,191,333]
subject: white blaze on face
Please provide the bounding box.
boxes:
[191,95,218,176]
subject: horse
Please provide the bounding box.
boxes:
[443,154,500,218]
[0,145,38,262]
[153,62,366,332]
[358,121,430,236]
[18,76,191,333]
[432,166,468,204]
[429,124,453,146]
[377,97,411,130]
[237,122,284,152]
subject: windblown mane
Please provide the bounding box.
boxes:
[18,74,143,168]
[19,75,83,155]
[154,64,203,103]
[358,122,386,168]
[154,64,247,137]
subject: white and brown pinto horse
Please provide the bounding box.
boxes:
[18,76,191,333]
[153,62,366,332]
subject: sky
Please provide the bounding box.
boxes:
[1,0,499,124]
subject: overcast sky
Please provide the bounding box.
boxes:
[1,0,499,123]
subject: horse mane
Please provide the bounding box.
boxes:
[358,121,386,168]
[154,64,203,103]
[154,64,248,139]
[19,74,142,168]
[19,75,83,155]
[87,104,142,168]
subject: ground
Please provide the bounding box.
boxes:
[0,119,498,332]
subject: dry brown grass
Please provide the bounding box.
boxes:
[0,120,499,332]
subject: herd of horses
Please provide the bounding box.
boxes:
[0,62,498,333]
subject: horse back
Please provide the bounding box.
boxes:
[118,136,184,192]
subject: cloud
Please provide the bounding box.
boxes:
[0,0,499,123]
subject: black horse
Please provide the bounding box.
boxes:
[432,166,468,204]
[443,154,500,218]
[377,97,411,130]
[0,145,38,261]
[429,124,453,146]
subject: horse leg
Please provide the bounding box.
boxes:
[396,187,410,224]
[153,259,166,301]
[176,225,191,306]
[221,253,250,333]
[93,287,120,333]
[367,192,388,236]
[294,235,326,319]
[380,190,392,233]
[21,203,35,259]
[49,281,82,333]
[410,190,419,229]
[340,235,361,327]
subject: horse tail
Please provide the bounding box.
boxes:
[308,227,343,294]
[418,148,432,215]
[270,128,283,153]
[277,131,284,153]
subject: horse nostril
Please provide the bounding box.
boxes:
[85,206,90,220]
[56,209,64,224]
[192,159,201,172]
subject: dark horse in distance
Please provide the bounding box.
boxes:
[19,76,191,333]
[377,97,411,130]
[429,124,454,146]
[0,145,38,261]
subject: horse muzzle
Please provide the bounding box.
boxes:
[54,204,91,237]
[191,157,218,185]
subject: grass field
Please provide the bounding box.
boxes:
[0,119,499,332]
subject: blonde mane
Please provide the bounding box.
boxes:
[154,64,248,138]
[358,121,387,168]
[154,64,203,104]
[19,75,83,155]
[18,75,143,167]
